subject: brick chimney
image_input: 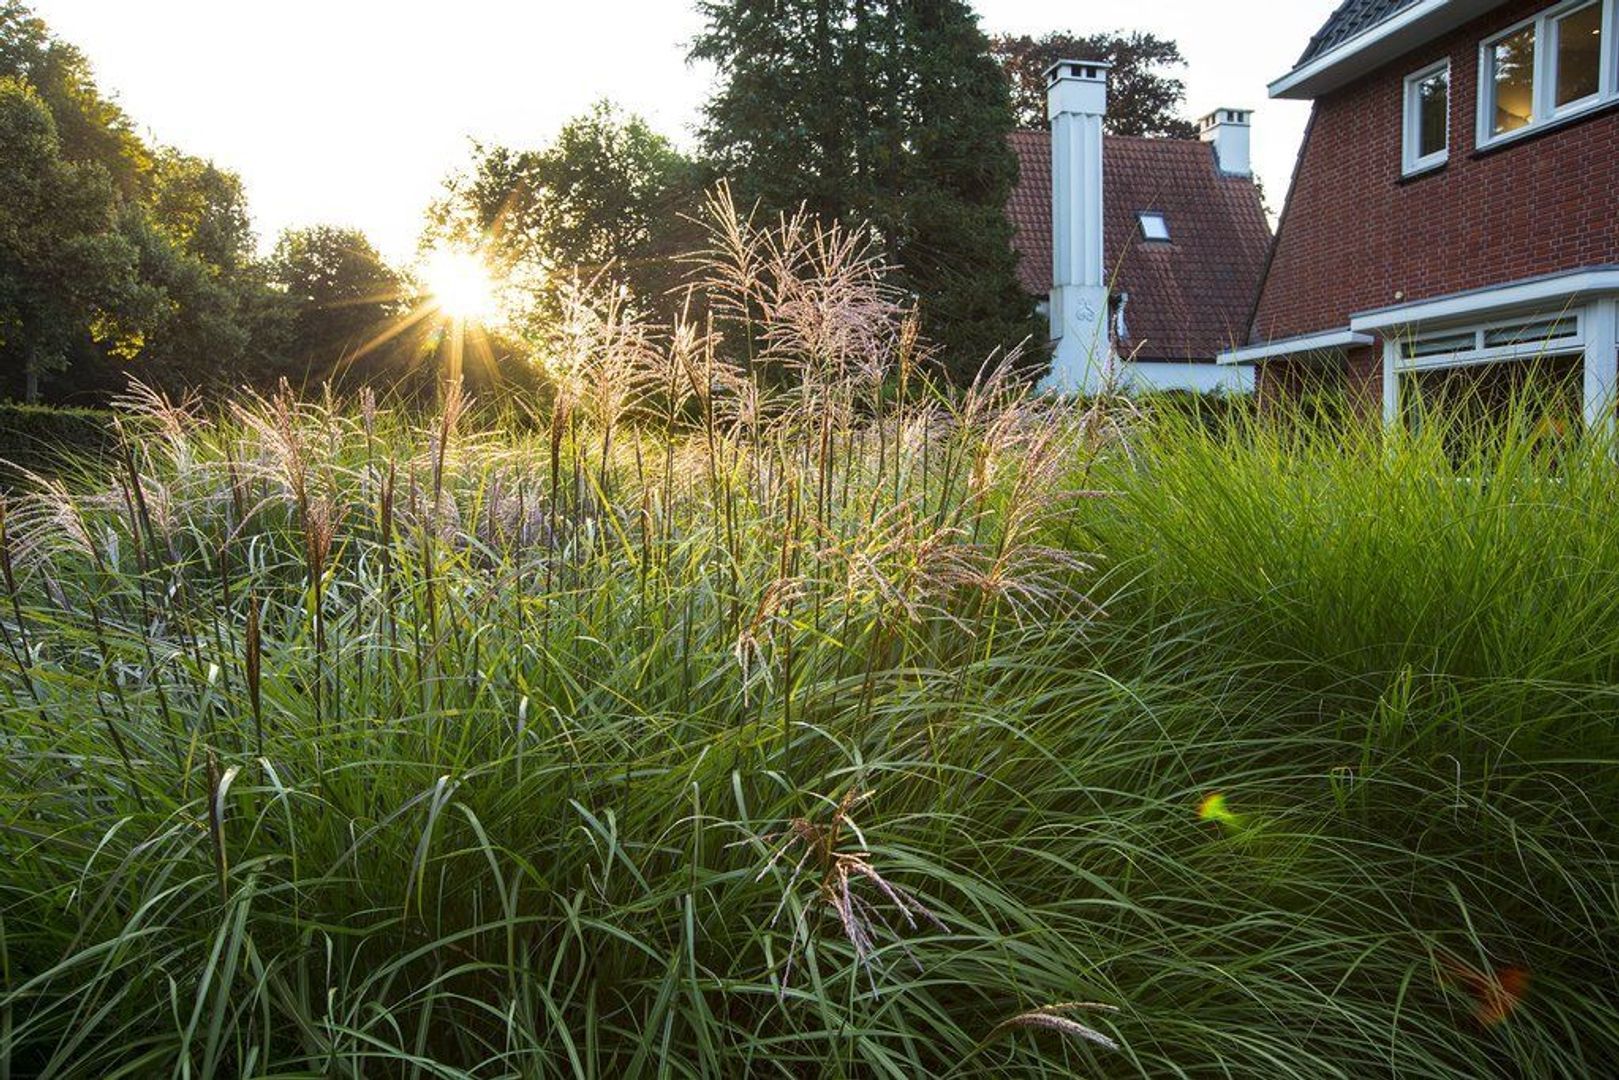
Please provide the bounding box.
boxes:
[1200,108,1253,177]
[1043,59,1113,393]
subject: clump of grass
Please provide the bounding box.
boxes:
[0,199,1617,1077]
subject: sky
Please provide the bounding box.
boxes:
[32,1,1339,264]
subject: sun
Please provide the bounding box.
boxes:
[422,247,499,322]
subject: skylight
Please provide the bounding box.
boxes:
[1139,212,1170,242]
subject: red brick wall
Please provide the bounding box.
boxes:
[1256,348,1384,420]
[1345,346,1383,416]
[1253,0,1619,343]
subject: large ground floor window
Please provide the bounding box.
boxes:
[1398,354,1584,457]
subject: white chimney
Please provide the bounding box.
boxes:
[1200,108,1253,177]
[1043,59,1112,393]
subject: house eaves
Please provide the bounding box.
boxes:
[1270,0,1509,100]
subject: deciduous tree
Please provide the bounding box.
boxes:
[990,30,1198,138]
[432,102,699,330]
[268,226,408,388]
[0,78,146,402]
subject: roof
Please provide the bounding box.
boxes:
[1272,0,1509,99]
[1007,130,1273,363]
[1297,0,1422,66]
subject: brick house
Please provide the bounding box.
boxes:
[1007,62,1271,394]
[1221,0,1619,429]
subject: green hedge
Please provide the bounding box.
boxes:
[0,404,120,479]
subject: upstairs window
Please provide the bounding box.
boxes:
[1403,61,1451,173]
[1488,24,1537,135]
[1138,212,1170,242]
[1480,0,1618,147]
[1555,2,1604,107]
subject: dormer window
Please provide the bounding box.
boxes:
[1138,212,1170,242]
[1479,0,1618,148]
[1402,61,1450,174]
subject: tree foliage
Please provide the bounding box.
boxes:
[693,0,1043,382]
[989,30,1198,138]
[0,77,146,402]
[0,2,423,402]
[432,102,699,333]
[0,1,150,197]
[267,226,410,389]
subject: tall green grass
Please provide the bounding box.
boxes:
[1,204,1616,1076]
[3,386,1617,1077]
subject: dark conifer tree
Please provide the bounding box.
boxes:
[693,0,1043,382]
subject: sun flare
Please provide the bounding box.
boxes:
[422,248,499,322]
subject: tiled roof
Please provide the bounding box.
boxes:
[1297,0,1423,66]
[1007,130,1273,363]
[1007,131,1055,297]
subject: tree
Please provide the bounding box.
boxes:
[1,4,286,399]
[118,205,253,394]
[147,149,255,274]
[989,31,1198,138]
[268,226,408,388]
[897,2,1042,375]
[693,0,1043,381]
[0,77,147,402]
[0,2,150,198]
[432,102,699,327]
[692,0,864,223]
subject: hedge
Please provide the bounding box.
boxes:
[0,404,121,479]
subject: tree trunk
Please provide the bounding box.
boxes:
[23,343,39,405]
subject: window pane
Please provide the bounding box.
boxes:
[1484,318,1579,348]
[1491,25,1537,135]
[1139,213,1169,241]
[1404,332,1477,360]
[1556,4,1603,107]
[1417,69,1449,158]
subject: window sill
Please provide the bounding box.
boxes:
[1398,156,1449,184]
[1474,95,1619,158]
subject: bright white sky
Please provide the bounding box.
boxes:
[33,0,1338,263]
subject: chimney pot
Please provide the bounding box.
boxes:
[1200,108,1253,177]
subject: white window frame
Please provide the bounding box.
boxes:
[1393,310,1586,372]
[1402,60,1452,175]
[1477,0,1619,150]
[1138,212,1170,242]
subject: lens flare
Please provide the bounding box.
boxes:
[1198,793,1240,827]
[422,248,499,323]
[1442,958,1530,1027]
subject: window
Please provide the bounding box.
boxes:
[1479,0,1618,147]
[1138,212,1170,242]
[1555,2,1604,107]
[1483,316,1579,348]
[1488,24,1538,135]
[1403,61,1451,173]
[1396,314,1584,369]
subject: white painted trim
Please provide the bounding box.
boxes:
[1403,60,1453,175]
[1217,329,1376,366]
[1382,338,1401,426]
[1350,269,1619,332]
[1584,298,1618,432]
[1119,361,1255,395]
[1270,0,1508,100]
[1394,332,1585,372]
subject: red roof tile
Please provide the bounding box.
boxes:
[1007,130,1272,362]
